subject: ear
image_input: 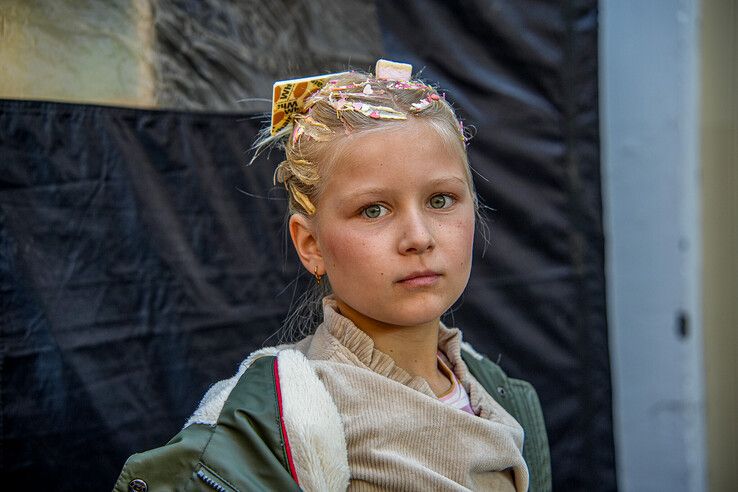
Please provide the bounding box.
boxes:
[289,213,324,275]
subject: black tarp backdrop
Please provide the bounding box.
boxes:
[0,0,615,490]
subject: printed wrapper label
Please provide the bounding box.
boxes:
[271,72,347,135]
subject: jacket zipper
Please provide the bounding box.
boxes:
[196,469,229,492]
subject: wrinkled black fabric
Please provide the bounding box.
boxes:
[0,101,303,489]
[0,0,614,490]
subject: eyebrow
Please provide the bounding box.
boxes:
[336,176,469,207]
[427,176,468,188]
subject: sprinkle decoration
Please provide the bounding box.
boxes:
[326,95,407,121]
[411,99,431,111]
[275,60,459,140]
[409,93,442,112]
[353,103,406,120]
[330,84,356,92]
[387,81,430,90]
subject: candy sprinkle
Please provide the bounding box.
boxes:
[411,99,431,111]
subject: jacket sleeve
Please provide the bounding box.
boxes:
[113,356,301,492]
[114,424,216,492]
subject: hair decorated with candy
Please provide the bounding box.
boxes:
[254,60,473,217]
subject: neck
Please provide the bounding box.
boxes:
[335,299,451,395]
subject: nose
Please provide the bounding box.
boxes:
[398,209,435,255]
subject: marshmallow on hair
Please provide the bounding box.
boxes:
[375,59,413,82]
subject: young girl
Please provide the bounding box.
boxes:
[115,60,549,492]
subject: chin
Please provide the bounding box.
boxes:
[336,289,463,329]
[377,299,453,327]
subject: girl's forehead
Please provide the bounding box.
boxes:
[323,131,467,190]
[332,119,462,169]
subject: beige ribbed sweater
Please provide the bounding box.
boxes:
[294,298,529,491]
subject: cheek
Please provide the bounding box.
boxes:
[320,226,373,271]
[449,212,475,265]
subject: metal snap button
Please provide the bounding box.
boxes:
[496,386,507,398]
[128,478,148,492]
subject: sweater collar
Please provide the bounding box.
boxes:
[308,297,465,399]
[307,297,522,427]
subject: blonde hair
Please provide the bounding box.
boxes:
[253,70,480,342]
[254,71,474,216]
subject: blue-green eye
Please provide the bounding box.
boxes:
[362,204,388,219]
[429,194,453,209]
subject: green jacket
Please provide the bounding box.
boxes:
[114,348,551,492]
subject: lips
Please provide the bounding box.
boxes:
[397,270,442,287]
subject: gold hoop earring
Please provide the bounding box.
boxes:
[313,266,322,286]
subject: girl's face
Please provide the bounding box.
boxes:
[293,119,475,329]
